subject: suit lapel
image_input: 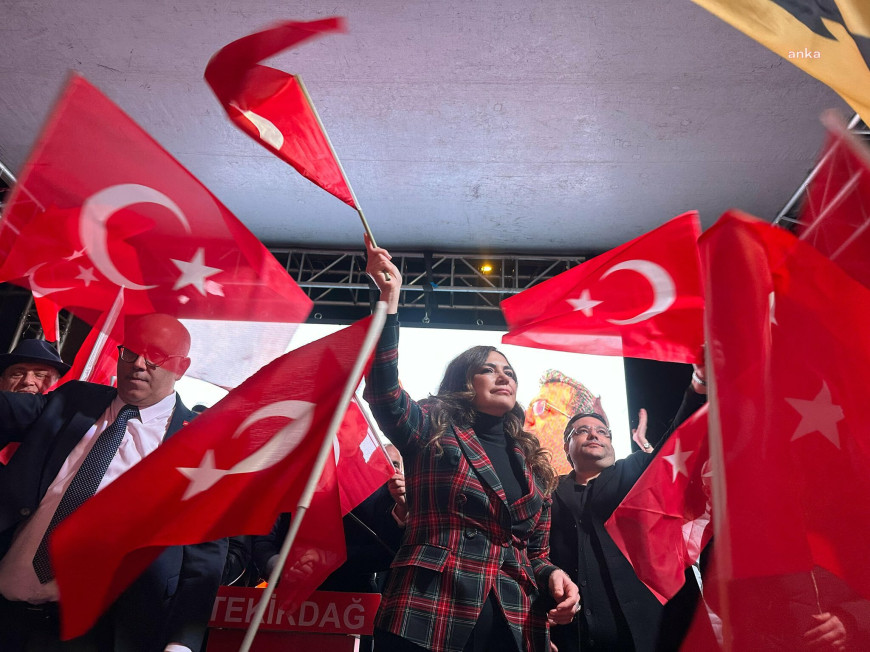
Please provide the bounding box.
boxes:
[40,385,117,498]
[165,393,194,440]
[590,462,619,496]
[553,474,576,511]
[453,424,509,507]
[508,443,540,519]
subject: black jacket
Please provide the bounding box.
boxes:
[253,483,402,593]
[0,382,227,652]
[549,388,707,652]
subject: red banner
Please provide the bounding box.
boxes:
[209,588,380,634]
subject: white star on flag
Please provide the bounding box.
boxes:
[566,289,602,317]
[663,439,693,482]
[75,265,97,287]
[176,450,229,500]
[171,248,223,295]
[786,380,844,448]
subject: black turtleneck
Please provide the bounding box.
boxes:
[472,412,528,505]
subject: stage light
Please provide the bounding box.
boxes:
[480,263,493,274]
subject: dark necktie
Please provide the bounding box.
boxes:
[32,404,140,584]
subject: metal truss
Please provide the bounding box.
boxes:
[0,159,14,213]
[269,248,586,320]
[0,284,78,351]
[772,113,869,230]
[4,111,869,343]
[1,249,586,351]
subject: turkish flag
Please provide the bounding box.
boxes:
[56,313,121,389]
[701,210,870,647]
[50,315,380,640]
[273,453,348,613]
[33,295,62,342]
[797,111,870,290]
[335,397,394,514]
[501,212,704,363]
[204,18,356,207]
[0,75,312,387]
[274,397,394,612]
[604,405,712,604]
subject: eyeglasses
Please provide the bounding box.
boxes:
[530,399,571,418]
[567,425,612,440]
[117,345,182,371]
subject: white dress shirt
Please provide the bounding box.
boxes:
[0,392,176,603]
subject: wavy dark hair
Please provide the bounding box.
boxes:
[421,345,557,492]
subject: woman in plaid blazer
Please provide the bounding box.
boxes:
[363,237,579,652]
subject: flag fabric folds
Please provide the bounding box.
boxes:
[501,212,704,363]
[700,210,870,647]
[56,315,122,389]
[691,0,870,124]
[50,315,379,640]
[797,111,870,289]
[335,397,395,515]
[604,405,712,604]
[0,75,312,386]
[204,18,356,207]
[273,397,395,611]
[273,453,348,613]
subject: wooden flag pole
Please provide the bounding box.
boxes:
[294,75,391,279]
[239,302,387,652]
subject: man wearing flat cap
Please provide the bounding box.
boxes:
[0,313,227,652]
[0,339,70,395]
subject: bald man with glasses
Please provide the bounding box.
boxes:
[0,313,227,652]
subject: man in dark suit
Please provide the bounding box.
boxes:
[549,373,708,652]
[0,313,227,652]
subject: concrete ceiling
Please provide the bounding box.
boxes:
[0,0,849,255]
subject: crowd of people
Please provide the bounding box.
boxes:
[0,234,863,651]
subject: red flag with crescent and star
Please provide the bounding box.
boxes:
[604,404,712,604]
[50,315,382,640]
[700,210,870,646]
[797,111,870,290]
[0,74,312,386]
[272,396,395,612]
[500,212,704,363]
[204,18,356,207]
[335,397,395,514]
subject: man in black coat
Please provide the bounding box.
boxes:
[0,313,227,652]
[549,376,707,652]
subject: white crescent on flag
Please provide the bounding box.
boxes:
[177,399,316,500]
[231,103,285,151]
[600,259,676,325]
[79,183,191,291]
[25,262,75,297]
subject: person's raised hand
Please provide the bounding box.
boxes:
[365,233,402,313]
[632,408,652,453]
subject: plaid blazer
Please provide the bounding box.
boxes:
[363,315,558,652]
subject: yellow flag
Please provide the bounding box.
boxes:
[693,0,870,123]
